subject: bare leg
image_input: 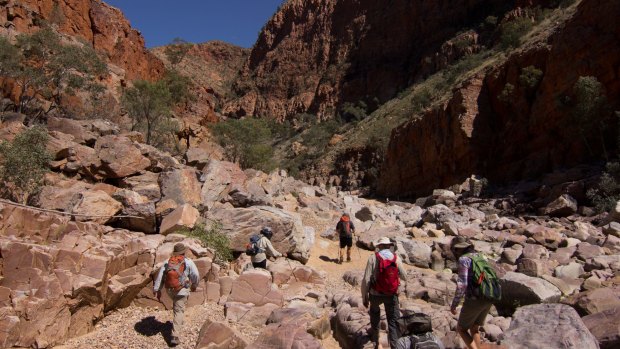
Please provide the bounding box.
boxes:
[346,246,351,261]
[471,325,482,349]
[457,326,480,349]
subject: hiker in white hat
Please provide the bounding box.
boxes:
[361,237,407,348]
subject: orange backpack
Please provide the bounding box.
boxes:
[164,255,188,291]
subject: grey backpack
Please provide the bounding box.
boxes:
[395,333,444,349]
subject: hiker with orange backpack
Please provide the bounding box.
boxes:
[336,212,356,263]
[153,243,200,347]
[449,236,501,349]
[362,237,407,349]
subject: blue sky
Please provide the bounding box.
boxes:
[104,0,285,48]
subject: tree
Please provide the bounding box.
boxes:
[164,37,192,66]
[211,118,275,171]
[571,76,610,159]
[122,80,173,145]
[0,126,52,204]
[0,36,20,78]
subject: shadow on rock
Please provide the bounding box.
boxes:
[134,316,173,345]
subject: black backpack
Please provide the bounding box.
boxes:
[398,310,432,336]
[245,234,263,256]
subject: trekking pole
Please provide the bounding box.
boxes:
[285,257,299,282]
[355,235,361,259]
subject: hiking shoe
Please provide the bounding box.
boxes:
[338,257,343,264]
[170,336,180,346]
[347,257,351,262]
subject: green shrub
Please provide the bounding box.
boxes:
[339,101,368,122]
[164,38,192,66]
[571,76,610,158]
[587,162,620,212]
[499,17,534,49]
[498,83,515,103]
[179,222,233,264]
[519,65,543,89]
[0,126,52,204]
[122,80,173,145]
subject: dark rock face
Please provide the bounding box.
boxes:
[224,0,507,121]
[378,0,620,197]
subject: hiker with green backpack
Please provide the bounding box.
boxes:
[449,236,501,349]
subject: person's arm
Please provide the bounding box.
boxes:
[397,257,407,281]
[264,237,282,258]
[185,259,200,290]
[361,255,375,307]
[153,264,166,299]
[450,256,471,313]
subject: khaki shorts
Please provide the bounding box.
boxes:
[457,297,493,330]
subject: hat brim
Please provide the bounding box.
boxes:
[453,243,472,249]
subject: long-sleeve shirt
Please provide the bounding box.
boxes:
[251,236,282,263]
[153,257,200,297]
[451,255,473,309]
[361,250,407,304]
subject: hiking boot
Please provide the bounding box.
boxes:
[338,256,343,264]
[170,336,180,346]
[347,256,351,262]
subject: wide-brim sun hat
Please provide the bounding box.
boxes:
[172,243,187,256]
[375,236,394,246]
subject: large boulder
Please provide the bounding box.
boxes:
[497,272,561,314]
[120,172,161,201]
[396,239,432,268]
[159,204,199,235]
[540,194,578,217]
[563,287,620,316]
[225,302,279,326]
[210,205,312,263]
[582,306,620,349]
[36,178,92,212]
[228,270,283,307]
[159,168,202,206]
[247,321,322,349]
[502,304,599,349]
[70,190,122,224]
[195,319,248,349]
[94,135,150,178]
[200,160,247,209]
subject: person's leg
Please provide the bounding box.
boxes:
[171,293,188,344]
[339,237,345,263]
[457,298,483,349]
[368,294,382,346]
[457,325,479,349]
[470,325,482,349]
[346,246,352,262]
[385,295,401,349]
[471,300,492,348]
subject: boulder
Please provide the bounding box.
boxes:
[563,287,620,316]
[70,190,122,224]
[343,270,365,287]
[135,143,179,172]
[184,147,210,170]
[228,270,283,307]
[118,202,157,234]
[47,116,97,145]
[575,243,604,261]
[396,239,432,268]
[582,306,620,349]
[225,302,279,326]
[398,206,425,227]
[603,222,620,238]
[200,160,247,209]
[36,179,92,212]
[503,304,599,349]
[210,205,311,263]
[195,319,247,349]
[159,168,202,206]
[554,262,585,280]
[331,302,372,348]
[540,194,578,217]
[120,172,161,201]
[94,135,150,178]
[159,204,199,235]
[497,272,561,314]
[248,321,322,349]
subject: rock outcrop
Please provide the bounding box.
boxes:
[378,0,620,197]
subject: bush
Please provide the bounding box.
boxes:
[571,76,610,158]
[519,65,543,89]
[211,118,276,172]
[498,83,515,103]
[587,162,620,212]
[339,101,368,122]
[0,126,52,204]
[500,17,534,49]
[179,222,233,264]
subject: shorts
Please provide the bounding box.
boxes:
[457,297,493,330]
[339,235,353,248]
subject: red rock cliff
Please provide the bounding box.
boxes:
[377,0,620,198]
[0,0,163,81]
[224,0,507,121]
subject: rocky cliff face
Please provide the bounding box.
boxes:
[378,0,620,198]
[224,0,508,121]
[0,0,164,81]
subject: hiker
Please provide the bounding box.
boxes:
[153,243,199,346]
[336,212,356,263]
[250,226,282,269]
[449,236,499,349]
[362,237,407,349]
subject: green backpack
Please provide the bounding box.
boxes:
[466,254,502,302]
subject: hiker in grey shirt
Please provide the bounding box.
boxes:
[153,243,199,346]
[251,226,283,269]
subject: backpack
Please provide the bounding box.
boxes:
[164,255,188,291]
[466,254,502,302]
[398,309,432,336]
[372,252,400,295]
[395,333,443,349]
[245,234,263,256]
[338,217,352,237]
